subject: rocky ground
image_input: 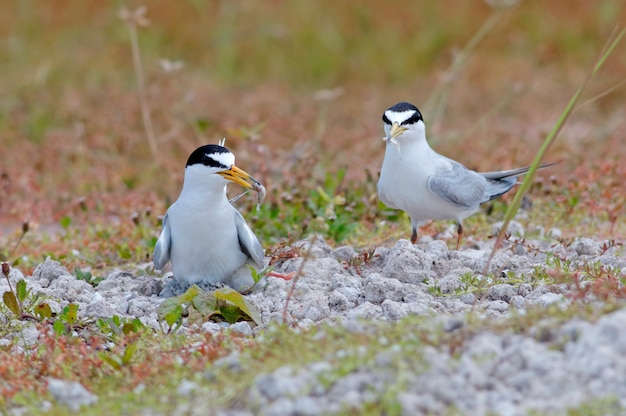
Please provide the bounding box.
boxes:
[2,227,625,415]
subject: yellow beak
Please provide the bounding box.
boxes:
[389,122,408,139]
[217,165,260,189]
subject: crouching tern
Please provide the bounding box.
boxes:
[153,143,269,293]
[377,101,552,249]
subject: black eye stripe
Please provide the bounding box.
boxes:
[382,114,391,125]
[186,144,230,168]
[400,111,423,126]
[200,157,228,169]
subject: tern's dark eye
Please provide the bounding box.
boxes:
[382,114,391,125]
[201,155,228,169]
[400,111,423,126]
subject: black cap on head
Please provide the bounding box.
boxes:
[186,144,231,168]
[382,102,424,125]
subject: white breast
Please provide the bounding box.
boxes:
[166,196,247,285]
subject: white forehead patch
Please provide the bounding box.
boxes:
[209,151,235,168]
[385,109,416,124]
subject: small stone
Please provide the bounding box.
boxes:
[518,283,533,297]
[346,302,382,320]
[363,273,404,303]
[487,284,517,302]
[176,380,198,397]
[264,397,294,416]
[255,367,302,400]
[47,378,98,411]
[32,258,71,284]
[382,240,433,285]
[572,238,601,256]
[85,301,118,318]
[18,324,40,348]
[328,290,349,310]
[424,240,449,258]
[301,257,344,281]
[510,295,525,309]
[202,321,222,334]
[137,278,163,296]
[330,273,361,291]
[330,246,357,262]
[435,274,463,294]
[533,292,568,308]
[230,322,253,336]
[381,299,408,321]
[487,300,510,313]
[294,296,331,322]
[459,293,477,304]
[335,286,361,303]
[292,396,323,416]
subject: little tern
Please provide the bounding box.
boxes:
[377,101,551,248]
[153,144,266,292]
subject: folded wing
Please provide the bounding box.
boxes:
[153,213,171,270]
[233,207,265,269]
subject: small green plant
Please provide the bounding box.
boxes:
[307,168,359,242]
[74,268,104,287]
[96,315,146,340]
[157,285,261,334]
[2,261,25,316]
[2,262,52,321]
[239,265,274,294]
[99,342,139,370]
[53,303,80,336]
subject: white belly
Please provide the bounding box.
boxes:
[378,145,476,224]
[167,201,247,284]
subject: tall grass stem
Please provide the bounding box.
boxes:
[484,27,625,273]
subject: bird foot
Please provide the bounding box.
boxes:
[268,271,296,281]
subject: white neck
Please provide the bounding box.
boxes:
[179,165,229,206]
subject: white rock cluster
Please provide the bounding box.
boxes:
[1,233,625,414]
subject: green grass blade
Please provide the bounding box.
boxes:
[485,27,625,271]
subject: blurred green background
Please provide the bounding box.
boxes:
[1,0,624,268]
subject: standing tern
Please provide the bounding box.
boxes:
[154,143,267,294]
[377,101,552,248]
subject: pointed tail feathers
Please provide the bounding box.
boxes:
[480,162,557,180]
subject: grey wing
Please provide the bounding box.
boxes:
[153,213,171,270]
[233,208,265,268]
[427,162,491,209]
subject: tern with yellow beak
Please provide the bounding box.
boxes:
[377,102,552,248]
[154,143,267,294]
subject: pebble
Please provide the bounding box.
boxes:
[47,378,98,411]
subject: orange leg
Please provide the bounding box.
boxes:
[455,222,463,250]
[268,271,296,281]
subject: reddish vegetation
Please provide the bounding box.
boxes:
[0,325,249,400]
